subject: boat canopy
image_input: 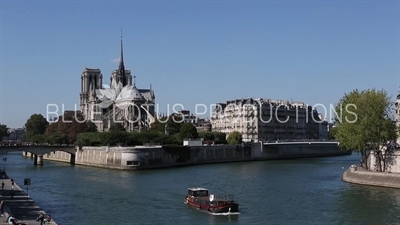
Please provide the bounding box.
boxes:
[188,187,209,197]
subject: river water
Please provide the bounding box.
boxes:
[2,152,400,225]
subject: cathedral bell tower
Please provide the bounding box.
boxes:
[80,68,102,118]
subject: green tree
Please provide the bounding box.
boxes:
[227,131,242,145]
[104,131,129,146]
[198,131,227,144]
[0,124,9,141]
[139,130,163,144]
[150,114,183,135]
[86,121,98,132]
[25,114,49,140]
[45,111,94,144]
[29,134,47,144]
[213,132,226,142]
[76,132,105,147]
[159,133,181,145]
[198,131,214,141]
[328,126,337,140]
[48,132,68,145]
[179,123,198,140]
[150,117,166,132]
[109,123,125,132]
[333,89,397,171]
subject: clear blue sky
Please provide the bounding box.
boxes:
[0,0,399,128]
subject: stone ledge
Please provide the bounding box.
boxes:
[342,166,400,189]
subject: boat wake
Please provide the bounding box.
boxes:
[210,212,241,216]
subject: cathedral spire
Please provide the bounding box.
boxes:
[118,29,126,85]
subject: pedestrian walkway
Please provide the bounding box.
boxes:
[0,173,57,225]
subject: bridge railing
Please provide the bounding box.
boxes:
[0,142,75,148]
[263,139,337,143]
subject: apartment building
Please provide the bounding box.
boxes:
[211,98,328,142]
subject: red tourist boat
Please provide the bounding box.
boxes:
[184,187,239,213]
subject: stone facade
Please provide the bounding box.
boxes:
[79,37,155,132]
[196,118,211,132]
[367,149,400,173]
[211,98,328,142]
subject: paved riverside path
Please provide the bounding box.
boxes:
[0,174,57,225]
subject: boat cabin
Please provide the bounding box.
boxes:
[188,187,209,197]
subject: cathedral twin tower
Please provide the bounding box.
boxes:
[79,34,156,132]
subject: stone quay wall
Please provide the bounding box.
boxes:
[28,142,349,170]
[139,145,253,169]
[252,142,348,160]
[342,166,400,189]
[28,145,252,170]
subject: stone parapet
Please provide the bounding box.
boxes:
[342,166,400,189]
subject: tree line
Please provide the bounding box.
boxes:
[9,112,243,146]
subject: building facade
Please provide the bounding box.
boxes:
[211,98,328,142]
[176,110,212,132]
[196,118,212,132]
[178,110,198,124]
[3,128,25,141]
[80,36,156,132]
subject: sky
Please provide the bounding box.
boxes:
[0,0,399,128]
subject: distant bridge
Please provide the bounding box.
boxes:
[0,145,76,165]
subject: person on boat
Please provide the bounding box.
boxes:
[45,214,51,223]
[36,213,44,225]
[7,214,13,224]
[0,201,4,216]
[13,219,30,225]
[7,215,29,225]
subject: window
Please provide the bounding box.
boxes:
[126,161,140,166]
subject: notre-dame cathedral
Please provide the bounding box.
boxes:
[79,35,156,132]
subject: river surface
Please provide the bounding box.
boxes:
[2,152,400,225]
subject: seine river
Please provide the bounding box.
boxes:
[2,152,400,225]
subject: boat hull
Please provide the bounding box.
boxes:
[207,204,239,213]
[185,198,239,213]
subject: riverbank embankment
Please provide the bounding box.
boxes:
[342,166,400,189]
[0,174,57,225]
[38,142,349,170]
[11,142,349,170]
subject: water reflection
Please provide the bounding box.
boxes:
[208,214,239,224]
[337,184,400,225]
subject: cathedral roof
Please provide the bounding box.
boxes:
[116,85,145,102]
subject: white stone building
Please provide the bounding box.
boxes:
[178,110,198,124]
[211,98,327,142]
